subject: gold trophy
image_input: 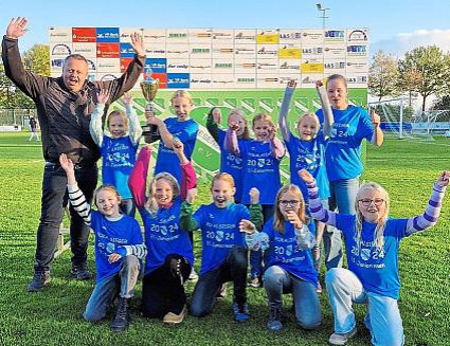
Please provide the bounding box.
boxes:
[140,78,160,143]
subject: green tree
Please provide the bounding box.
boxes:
[23,44,50,76]
[368,50,400,101]
[398,45,447,111]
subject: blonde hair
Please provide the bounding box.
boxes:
[354,182,390,252]
[170,90,193,105]
[228,108,250,140]
[146,172,180,214]
[252,113,275,130]
[273,184,307,233]
[326,74,348,90]
[211,172,235,190]
[297,112,320,135]
[94,184,122,209]
[107,110,129,132]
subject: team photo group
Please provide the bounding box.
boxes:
[3,17,449,346]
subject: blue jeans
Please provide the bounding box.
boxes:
[190,246,248,317]
[250,204,274,278]
[84,255,140,322]
[35,162,98,273]
[326,268,404,346]
[264,265,322,329]
[324,178,359,269]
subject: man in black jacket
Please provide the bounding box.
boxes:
[2,17,146,291]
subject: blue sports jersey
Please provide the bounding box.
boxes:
[239,139,281,205]
[336,214,408,299]
[91,211,143,283]
[139,198,194,275]
[284,133,329,201]
[218,129,246,202]
[263,218,318,285]
[101,136,138,199]
[316,106,374,182]
[193,203,250,275]
[154,117,198,184]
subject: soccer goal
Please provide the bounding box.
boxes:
[368,98,411,139]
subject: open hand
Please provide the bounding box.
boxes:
[130,32,145,56]
[186,188,197,204]
[437,171,450,187]
[298,169,315,184]
[239,219,256,234]
[249,187,260,204]
[95,88,110,106]
[287,79,297,89]
[59,153,74,174]
[108,253,122,264]
[6,17,28,39]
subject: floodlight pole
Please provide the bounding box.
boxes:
[316,3,330,29]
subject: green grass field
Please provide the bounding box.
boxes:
[0,132,449,346]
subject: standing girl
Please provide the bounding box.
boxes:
[90,90,142,217]
[128,141,196,324]
[316,74,383,269]
[241,185,321,332]
[206,107,250,203]
[300,169,449,345]
[226,113,285,288]
[146,90,199,185]
[278,80,333,282]
[180,174,262,322]
[59,153,146,332]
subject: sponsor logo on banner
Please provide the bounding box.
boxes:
[166,29,188,42]
[323,60,346,72]
[97,43,120,58]
[257,45,278,58]
[211,29,233,40]
[257,60,278,72]
[119,28,142,42]
[96,28,120,42]
[145,58,167,73]
[49,27,72,42]
[212,74,234,88]
[145,43,166,58]
[347,29,369,42]
[72,28,96,43]
[167,59,189,73]
[256,76,279,88]
[279,60,301,71]
[51,43,72,56]
[166,43,189,58]
[120,43,135,58]
[190,59,212,72]
[143,29,166,42]
[120,58,133,73]
[235,74,256,88]
[72,42,96,57]
[188,29,212,43]
[346,74,368,87]
[347,45,368,57]
[97,58,120,72]
[190,74,212,89]
[302,46,323,55]
[278,47,301,59]
[301,30,324,44]
[167,73,190,89]
[301,60,324,73]
[346,60,368,73]
[213,60,233,73]
[324,30,345,43]
[256,30,280,44]
[279,30,302,42]
[190,45,212,57]
[234,30,256,43]
[144,72,167,88]
[87,59,96,72]
[324,45,346,58]
[97,73,120,82]
[234,45,256,56]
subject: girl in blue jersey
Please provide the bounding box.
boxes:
[180,174,262,322]
[59,154,147,332]
[206,107,250,203]
[278,80,334,288]
[241,185,321,332]
[145,90,199,185]
[316,74,384,270]
[90,90,142,217]
[300,169,449,346]
[226,113,285,288]
[128,140,196,324]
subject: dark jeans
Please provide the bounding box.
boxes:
[34,162,98,273]
[190,246,248,317]
[141,254,191,318]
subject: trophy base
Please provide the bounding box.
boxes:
[142,124,161,144]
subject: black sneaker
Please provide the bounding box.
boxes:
[27,271,51,292]
[71,264,93,280]
[267,306,283,332]
[110,298,130,332]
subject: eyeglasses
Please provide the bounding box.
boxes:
[279,200,300,206]
[358,199,385,206]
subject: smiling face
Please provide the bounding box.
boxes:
[278,191,302,219]
[154,178,174,206]
[253,119,272,142]
[211,178,235,208]
[62,57,88,92]
[228,112,247,138]
[297,114,319,141]
[95,187,121,218]
[326,77,348,110]
[172,96,193,121]
[108,113,127,138]
[356,186,387,223]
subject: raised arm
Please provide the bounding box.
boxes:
[59,154,92,225]
[225,125,240,155]
[249,187,263,230]
[2,18,49,100]
[123,93,143,145]
[206,107,221,144]
[405,171,449,235]
[180,200,199,232]
[370,109,384,147]
[269,123,285,159]
[299,169,337,227]
[173,140,197,199]
[146,112,176,149]
[316,81,334,138]
[278,80,296,141]
[89,89,109,146]
[128,145,152,209]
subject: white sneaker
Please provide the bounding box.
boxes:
[328,327,357,345]
[188,268,198,281]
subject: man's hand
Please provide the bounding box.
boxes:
[130,32,145,57]
[6,17,28,39]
